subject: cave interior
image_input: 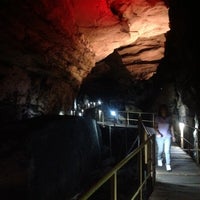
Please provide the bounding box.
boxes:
[0,0,200,199]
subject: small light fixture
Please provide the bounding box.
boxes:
[110,110,117,117]
[78,112,82,116]
[97,100,102,105]
[179,122,185,148]
[179,122,185,133]
[59,111,64,115]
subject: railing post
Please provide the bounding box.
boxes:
[180,122,185,149]
[151,113,156,185]
[102,110,105,126]
[138,116,144,199]
[152,113,155,128]
[196,130,199,164]
[109,125,112,158]
[144,131,148,193]
[139,149,143,200]
[127,111,129,126]
[111,172,117,200]
[152,134,156,185]
[144,133,148,165]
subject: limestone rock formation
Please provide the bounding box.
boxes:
[117,34,166,79]
[0,0,169,120]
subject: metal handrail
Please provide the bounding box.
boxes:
[174,123,200,164]
[97,110,155,128]
[78,120,156,200]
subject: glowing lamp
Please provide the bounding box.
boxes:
[59,111,64,115]
[98,100,102,105]
[179,122,185,133]
[110,110,116,117]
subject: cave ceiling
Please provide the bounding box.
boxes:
[44,0,170,80]
[0,0,171,119]
[0,0,169,82]
[1,0,200,126]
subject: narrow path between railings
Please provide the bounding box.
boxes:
[149,143,200,200]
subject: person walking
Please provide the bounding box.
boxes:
[154,104,176,171]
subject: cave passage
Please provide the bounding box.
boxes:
[1,0,200,200]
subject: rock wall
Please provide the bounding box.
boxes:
[0,0,94,121]
[0,66,76,121]
[0,0,169,121]
[153,0,200,125]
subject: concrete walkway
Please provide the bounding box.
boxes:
[149,144,200,200]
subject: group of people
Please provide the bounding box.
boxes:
[154,104,176,172]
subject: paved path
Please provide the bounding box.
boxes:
[149,144,200,200]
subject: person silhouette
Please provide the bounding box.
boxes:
[154,104,176,171]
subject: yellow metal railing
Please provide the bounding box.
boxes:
[97,110,155,128]
[174,125,200,164]
[78,119,156,200]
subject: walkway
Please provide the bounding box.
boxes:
[149,143,200,200]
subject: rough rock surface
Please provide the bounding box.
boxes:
[73,0,169,62]
[0,0,169,120]
[1,1,200,200]
[117,34,166,79]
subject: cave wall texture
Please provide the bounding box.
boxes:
[154,0,200,121]
[1,0,200,199]
[0,0,170,121]
[0,0,200,128]
[78,0,200,126]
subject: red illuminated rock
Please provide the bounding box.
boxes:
[117,34,166,79]
[39,0,169,63]
[0,0,169,119]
